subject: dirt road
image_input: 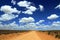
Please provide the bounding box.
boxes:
[0,31,59,40]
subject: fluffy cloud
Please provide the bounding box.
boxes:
[17,1,37,15]
[11,0,16,5]
[17,1,31,7]
[36,21,60,30]
[27,6,37,12]
[36,20,45,25]
[47,14,59,20]
[19,17,35,23]
[46,21,60,30]
[22,10,33,15]
[8,21,18,27]
[55,4,60,9]
[0,5,21,21]
[0,5,21,14]
[23,23,38,30]
[52,21,60,26]
[22,6,37,15]
[0,20,60,30]
[0,21,19,30]
[39,5,44,11]
[0,22,37,30]
[0,14,18,21]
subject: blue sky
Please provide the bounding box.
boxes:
[0,0,60,30]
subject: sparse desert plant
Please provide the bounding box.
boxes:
[48,31,51,35]
[55,34,60,39]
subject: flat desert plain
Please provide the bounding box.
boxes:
[0,31,60,40]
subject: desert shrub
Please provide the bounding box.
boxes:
[55,34,60,39]
[48,31,51,35]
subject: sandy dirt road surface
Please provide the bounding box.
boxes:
[0,31,59,40]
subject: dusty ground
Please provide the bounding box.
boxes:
[0,31,60,40]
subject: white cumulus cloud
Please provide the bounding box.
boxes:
[0,14,18,21]
[0,20,60,30]
[0,5,21,21]
[23,23,38,30]
[17,1,31,7]
[52,21,60,26]
[17,1,37,15]
[47,14,59,20]
[36,20,45,25]
[11,0,16,5]
[0,21,19,30]
[55,4,60,9]
[22,10,33,15]
[19,17,35,23]
[0,5,21,14]
[39,5,44,11]
[22,6,37,15]
[27,6,37,12]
